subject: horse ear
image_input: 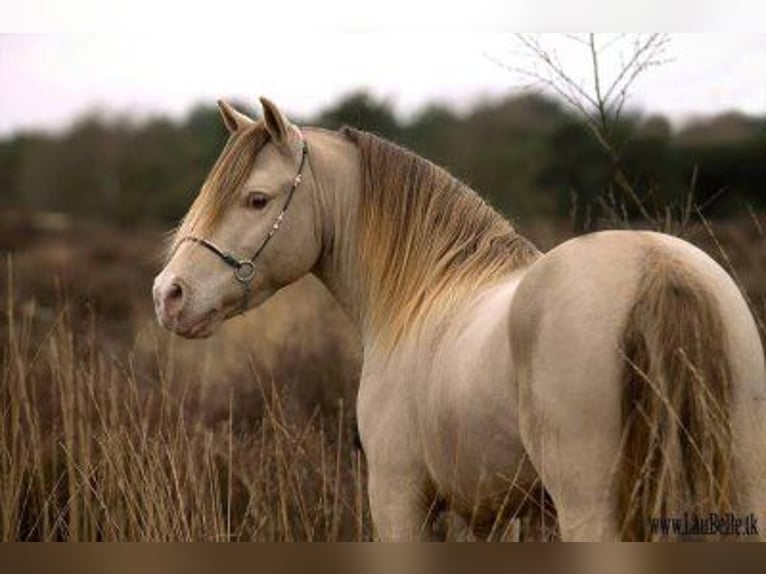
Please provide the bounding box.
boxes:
[217,100,254,133]
[259,97,301,152]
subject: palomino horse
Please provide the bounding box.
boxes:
[154,98,766,541]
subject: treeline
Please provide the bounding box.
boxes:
[1,91,764,226]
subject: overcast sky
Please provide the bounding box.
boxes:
[0,33,764,137]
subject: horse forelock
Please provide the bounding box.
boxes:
[170,121,271,254]
[340,127,540,348]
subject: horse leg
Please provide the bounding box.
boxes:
[726,312,766,539]
[358,364,439,540]
[520,405,622,540]
[518,354,624,541]
[367,463,435,540]
[730,371,766,540]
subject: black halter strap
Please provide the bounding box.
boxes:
[178,136,309,312]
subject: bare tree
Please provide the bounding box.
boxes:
[495,33,672,226]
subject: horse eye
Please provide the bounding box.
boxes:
[246,192,270,210]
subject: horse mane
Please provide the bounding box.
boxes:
[170,121,271,254]
[340,127,540,346]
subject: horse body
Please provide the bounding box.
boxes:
[512,230,766,540]
[358,272,538,538]
[360,229,766,540]
[154,98,766,541]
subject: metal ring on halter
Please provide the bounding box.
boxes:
[234,260,256,283]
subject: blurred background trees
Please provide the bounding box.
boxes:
[0,90,764,228]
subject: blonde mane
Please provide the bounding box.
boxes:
[170,122,540,347]
[341,128,540,346]
[171,121,270,252]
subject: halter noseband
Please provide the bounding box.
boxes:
[177,135,309,313]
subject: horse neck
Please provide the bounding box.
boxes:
[308,130,366,329]
[308,129,539,350]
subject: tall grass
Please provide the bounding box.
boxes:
[1,260,370,541]
[1,208,764,541]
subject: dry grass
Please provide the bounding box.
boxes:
[1,209,764,541]
[0,213,368,541]
[1,272,369,541]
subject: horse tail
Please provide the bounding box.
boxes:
[616,250,737,540]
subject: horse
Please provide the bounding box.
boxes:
[153,97,766,541]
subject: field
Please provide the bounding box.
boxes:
[1,208,764,541]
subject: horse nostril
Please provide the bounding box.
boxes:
[160,280,185,320]
[168,282,183,302]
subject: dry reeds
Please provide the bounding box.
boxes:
[1,260,369,541]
